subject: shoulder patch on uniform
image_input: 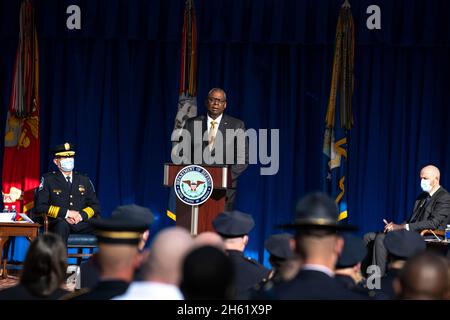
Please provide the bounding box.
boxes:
[38,177,45,191]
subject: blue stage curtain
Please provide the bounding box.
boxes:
[1,0,450,264]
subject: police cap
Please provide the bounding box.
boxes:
[212,210,255,238]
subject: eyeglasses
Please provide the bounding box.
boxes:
[207,97,226,105]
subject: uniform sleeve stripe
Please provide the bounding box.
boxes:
[48,205,60,218]
[83,207,95,219]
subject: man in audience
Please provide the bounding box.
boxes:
[113,227,194,300]
[80,204,154,288]
[62,206,148,300]
[377,229,426,299]
[273,192,367,299]
[180,246,235,300]
[364,165,450,276]
[394,252,450,300]
[212,210,270,298]
[334,233,373,298]
[193,231,225,251]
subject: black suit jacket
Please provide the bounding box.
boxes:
[183,114,249,186]
[407,187,450,231]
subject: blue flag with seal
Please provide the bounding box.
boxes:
[323,1,354,221]
[167,0,198,221]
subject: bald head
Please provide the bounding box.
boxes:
[395,252,450,300]
[141,227,194,285]
[194,232,225,251]
[420,165,440,180]
[420,165,441,194]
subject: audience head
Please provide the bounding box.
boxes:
[279,192,356,269]
[140,227,194,286]
[384,230,426,264]
[394,252,450,300]
[335,233,367,283]
[89,209,150,281]
[264,233,295,270]
[212,210,255,252]
[20,233,67,297]
[111,204,154,251]
[180,245,235,300]
[194,231,225,251]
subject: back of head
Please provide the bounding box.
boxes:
[194,232,225,251]
[97,244,140,275]
[20,233,67,297]
[384,230,426,262]
[396,252,450,300]
[181,246,234,300]
[141,227,194,285]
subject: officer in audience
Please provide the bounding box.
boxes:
[212,210,270,299]
[80,204,154,289]
[265,233,298,282]
[61,205,149,300]
[250,233,300,299]
[334,233,374,298]
[377,230,426,299]
[273,192,367,299]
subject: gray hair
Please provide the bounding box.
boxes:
[208,88,227,101]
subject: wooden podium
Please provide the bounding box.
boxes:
[163,163,231,235]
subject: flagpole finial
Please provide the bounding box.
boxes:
[342,0,351,8]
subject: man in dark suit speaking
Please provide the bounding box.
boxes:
[364,165,450,276]
[180,88,248,210]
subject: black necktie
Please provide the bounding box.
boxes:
[413,196,431,223]
[66,176,72,188]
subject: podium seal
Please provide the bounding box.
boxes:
[174,165,214,206]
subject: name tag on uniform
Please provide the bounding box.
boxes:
[52,189,62,195]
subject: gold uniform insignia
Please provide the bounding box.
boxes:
[52,189,62,195]
[78,185,85,194]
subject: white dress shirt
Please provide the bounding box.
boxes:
[112,281,184,300]
[301,263,335,277]
[207,113,223,135]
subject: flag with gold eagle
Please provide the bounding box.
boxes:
[2,0,40,221]
[167,0,198,221]
[323,1,354,222]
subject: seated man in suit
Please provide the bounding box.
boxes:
[364,165,450,276]
[181,88,249,210]
[35,142,101,244]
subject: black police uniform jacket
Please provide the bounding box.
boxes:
[273,269,368,300]
[35,171,100,221]
[227,250,270,297]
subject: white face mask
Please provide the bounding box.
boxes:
[420,178,432,193]
[60,158,74,172]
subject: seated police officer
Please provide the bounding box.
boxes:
[35,142,101,244]
[212,210,270,299]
